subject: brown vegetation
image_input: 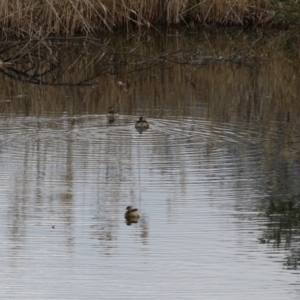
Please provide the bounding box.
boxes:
[0,0,284,37]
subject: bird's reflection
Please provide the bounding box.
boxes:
[136,127,148,134]
[126,219,139,225]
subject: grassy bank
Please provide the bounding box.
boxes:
[0,0,298,37]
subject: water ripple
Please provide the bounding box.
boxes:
[0,114,298,299]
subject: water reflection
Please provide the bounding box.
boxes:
[125,219,138,225]
[0,28,300,299]
[1,112,299,299]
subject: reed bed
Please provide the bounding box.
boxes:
[0,0,294,37]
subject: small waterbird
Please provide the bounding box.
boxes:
[107,107,119,120]
[125,206,140,220]
[135,117,149,129]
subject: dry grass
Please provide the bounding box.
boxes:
[186,0,274,26]
[0,0,283,37]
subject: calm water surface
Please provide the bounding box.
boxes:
[0,112,299,299]
[1,27,300,299]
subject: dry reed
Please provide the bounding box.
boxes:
[0,0,288,37]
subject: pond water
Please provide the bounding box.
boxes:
[0,28,300,299]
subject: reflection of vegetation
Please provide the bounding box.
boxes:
[0,28,299,123]
[260,194,300,269]
[284,249,300,270]
[0,38,124,86]
[0,36,267,86]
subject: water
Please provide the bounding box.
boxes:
[1,28,300,299]
[0,112,299,299]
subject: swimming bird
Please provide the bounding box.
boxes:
[107,107,119,120]
[125,206,140,220]
[135,117,149,129]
